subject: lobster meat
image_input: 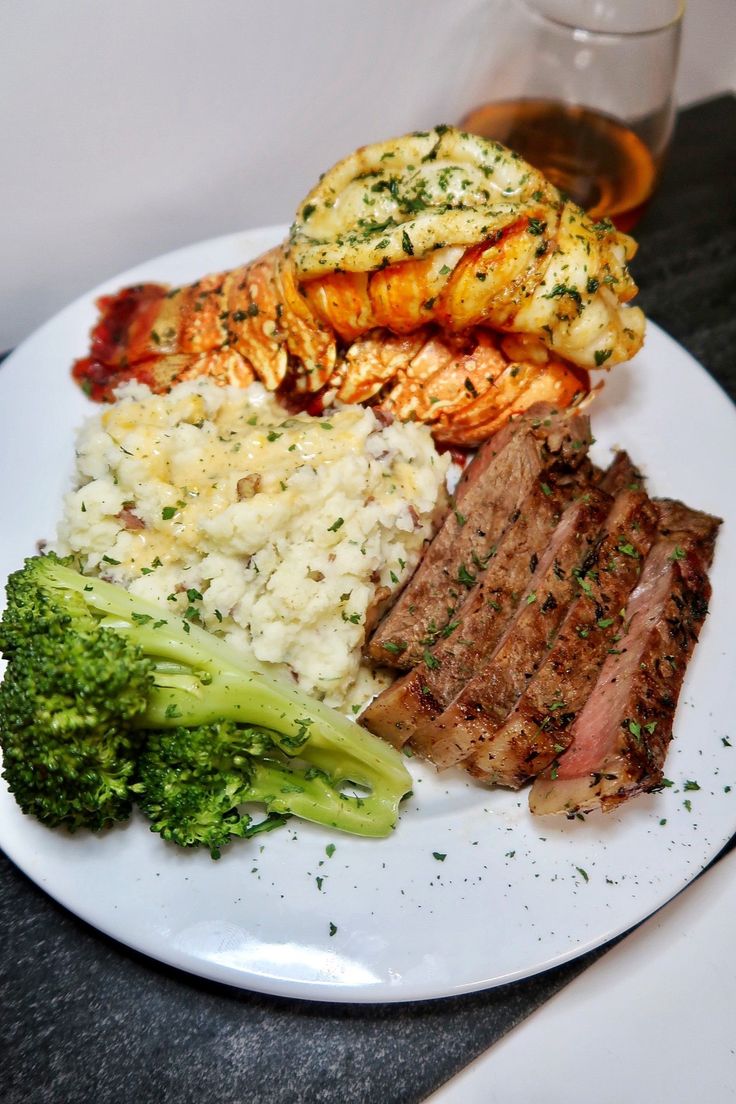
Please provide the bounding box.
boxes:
[73,127,645,445]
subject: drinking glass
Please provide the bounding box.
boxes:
[459,0,684,229]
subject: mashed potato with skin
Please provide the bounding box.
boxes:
[56,380,449,710]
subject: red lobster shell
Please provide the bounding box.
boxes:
[73,127,644,446]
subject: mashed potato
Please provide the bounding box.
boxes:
[55,380,449,710]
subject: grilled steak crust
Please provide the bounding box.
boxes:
[411,489,610,768]
[466,490,659,787]
[655,498,722,557]
[365,404,592,670]
[359,478,570,747]
[596,451,645,496]
[529,501,721,815]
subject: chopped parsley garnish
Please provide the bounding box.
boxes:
[423,650,441,670]
[457,563,476,587]
[543,283,582,305]
[232,303,260,321]
[573,570,594,597]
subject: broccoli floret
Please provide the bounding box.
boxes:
[135,722,292,857]
[0,555,411,852]
[0,556,153,829]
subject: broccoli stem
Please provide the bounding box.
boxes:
[247,760,401,838]
[143,669,409,837]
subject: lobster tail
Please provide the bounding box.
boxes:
[72,127,644,445]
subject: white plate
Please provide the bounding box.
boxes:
[1,228,735,1004]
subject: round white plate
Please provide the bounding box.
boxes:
[1,228,735,1004]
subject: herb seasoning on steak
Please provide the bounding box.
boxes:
[365,403,592,670]
[530,500,721,815]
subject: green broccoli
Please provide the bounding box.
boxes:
[0,555,411,853]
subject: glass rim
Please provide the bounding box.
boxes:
[515,0,685,39]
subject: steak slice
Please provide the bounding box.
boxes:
[656,498,721,555]
[411,489,610,768]
[465,490,659,787]
[359,477,571,748]
[365,404,592,670]
[596,451,645,496]
[529,500,721,815]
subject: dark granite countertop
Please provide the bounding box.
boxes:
[2,94,735,1104]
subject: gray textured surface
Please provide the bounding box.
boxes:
[3,876,614,1104]
[1,95,735,1104]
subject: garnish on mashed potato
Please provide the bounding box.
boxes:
[55,380,450,711]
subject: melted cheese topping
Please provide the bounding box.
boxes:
[289,126,560,276]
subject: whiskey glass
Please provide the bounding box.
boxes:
[460,0,684,228]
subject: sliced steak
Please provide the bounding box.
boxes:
[529,501,721,816]
[596,451,645,496]
[360,477,571,748]
[656,498,721,556]
[411,489,610,768]
[365,404,592,670]
[466,490,659,787]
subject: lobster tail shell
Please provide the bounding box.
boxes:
[72,127,643,445]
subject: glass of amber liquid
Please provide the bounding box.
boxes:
[460,0,683,229]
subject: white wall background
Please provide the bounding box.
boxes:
[1,0,734,350]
